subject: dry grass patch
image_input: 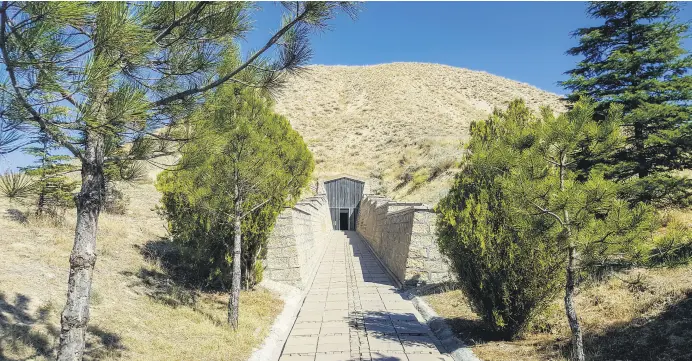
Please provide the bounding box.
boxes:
[424,265,692,361]
[0,182,282,361]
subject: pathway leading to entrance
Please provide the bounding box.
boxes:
[279,231,452,361]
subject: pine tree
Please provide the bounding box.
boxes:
[0,3,356,359]
[562,1,692,205]
[157,84,313,330]
[436,102,566,340]
[439,99,655,360]
[22,134,76,217]
[505,100,655,361]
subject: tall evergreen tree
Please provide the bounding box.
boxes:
[562,1,692,205]
[0,2,356,359]
[21,134,76,217]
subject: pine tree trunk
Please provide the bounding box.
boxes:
[36,139,48,216]
[559,154,585,361]
[57,61,108,359]
[228,182,242,330]
[634,123,648,178]
[56,131,105,361]
[36,190,45,216]
[565,244,585,361]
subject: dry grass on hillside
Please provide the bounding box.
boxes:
[426,266,692,361]
[424,209,692,361]
[275,63,565,204]
[0,182,282,361]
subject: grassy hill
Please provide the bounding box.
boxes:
[274,62,565,204]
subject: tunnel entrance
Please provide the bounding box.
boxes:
[339,209,349,230]
[324,176,365,231]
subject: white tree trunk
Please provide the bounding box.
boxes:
[559,155,585,361]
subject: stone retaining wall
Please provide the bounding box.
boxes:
[264,195,332,288]
[356,195,451,287]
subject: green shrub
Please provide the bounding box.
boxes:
[436,102,565,339]
[647,220,692,267]
[156,86,312,290]
[410,168,430,191]
[437,162,564,339]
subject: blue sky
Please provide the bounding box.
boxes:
[246,1,691,94]
[2,1,691,170]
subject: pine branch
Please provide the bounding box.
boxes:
[153,2,208,45]
[0,3,83,161]
[153,5,310,107]
[5,16,83,110]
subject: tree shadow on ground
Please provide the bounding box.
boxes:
[577,290,692,361]
[120,266,200,309]
[410,283,503,345]
[3,209,27,224]
[120,238,226,327]
[439,313,503,345]
[0,292,125,360]
[135,238,203,288]
[120,237,199,308]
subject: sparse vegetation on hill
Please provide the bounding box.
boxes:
[274,62,566,204]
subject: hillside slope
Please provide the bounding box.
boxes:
[274,62,565,204]
[0,184,282,361]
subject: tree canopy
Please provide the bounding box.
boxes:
[562,1,692,205]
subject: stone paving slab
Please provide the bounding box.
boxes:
[279,231,451,361]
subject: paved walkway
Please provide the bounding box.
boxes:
[279,231,452,361]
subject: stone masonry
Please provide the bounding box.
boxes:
[356,196,451,288]
[264,195,333,288]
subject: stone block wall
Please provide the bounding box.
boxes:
[264,195,332,288]
[356,195,451,287]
